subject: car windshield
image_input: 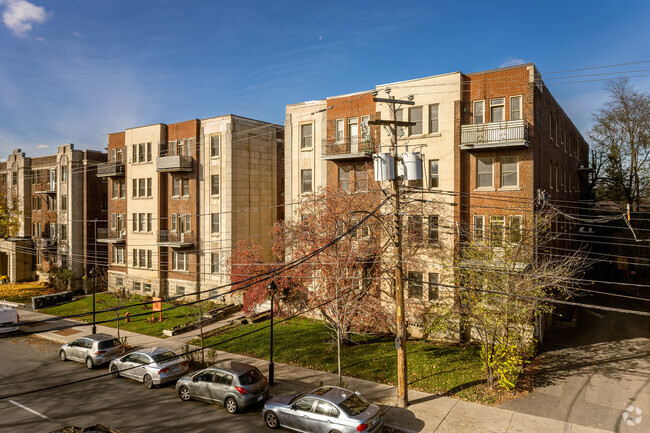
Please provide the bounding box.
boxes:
[339,394,370,417]
[98,339,122,349]
[288,393,306,405]
[238,368,263,385]
[152,351,178,363]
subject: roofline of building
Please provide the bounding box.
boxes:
[326,89,372,100]
[286,99,327,109]
[464,62,536,76]
[376,70,462,88]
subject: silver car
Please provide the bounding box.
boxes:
[176,361,269,414]
[108,347,189,389]
[59,333,124,369]
[263,386,383,433]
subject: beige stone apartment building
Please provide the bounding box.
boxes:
[100,115,283,300]
[0,145,108,288]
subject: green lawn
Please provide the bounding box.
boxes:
[43,294,216,338]
[196,318,490,402]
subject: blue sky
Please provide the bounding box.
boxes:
[1,0,649,157]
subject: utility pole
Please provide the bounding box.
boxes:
[369,95,414,408]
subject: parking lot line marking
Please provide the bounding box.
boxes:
[8,400,54,421]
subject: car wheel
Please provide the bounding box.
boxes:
[59,350,67,361]
[143,374,154,389]
[178,386,191,401]
[264,411,279,429]
[225,397,238,414]
[85,357,94,369]
[110,364,120,378]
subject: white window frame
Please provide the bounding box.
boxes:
[509,215,523,243]
[473,215,485,241]
[476,157,494,189]
[300,123,313,149]
[429,160,439,189]
[489,98,505,123]
[489,216,506,248]
[500,156,519,189]
[210,135,220,158]
[211,175,220,196]
[211,213,219,234]
[211,252,220,274]
[509,95,522,121]
[336,119,344,142]
[301,169,312,194]
[409,106,423,136]
[428,104,439,134]
[473,100,485,124]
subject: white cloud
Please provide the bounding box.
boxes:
[72,31,80,37]
[35,144,48,149]
[500,55,527,68]
[0,0,50,37]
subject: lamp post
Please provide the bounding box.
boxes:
[89,266,96,334]
[267,280,277,385]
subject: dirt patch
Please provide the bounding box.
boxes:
[53,329,82,336]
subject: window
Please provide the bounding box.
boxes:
[336,119,344,142]
[395,109,404,136]
[347,117,358,145]
[115,277,123,288]
[473,101,484,124]
[132,213,137,231]
[409,107,423,135]
[360,116,370,140]
[354,166,367,191]
[428,215,439,244]
[171,213,177,232]
[61,166,68,181]
[549,163,554,190]
[143,283,151,293]
[146,142,152,162]
[476,157,493,188]
[211,175,220,195]
[32,222,41,237]
[172,251,189,271]
[300,124,313,149]
[211,252,220,273]
[510,96,522,121]
[489,216,506,247]
[32,196,40,211]
[147,250,152,268]
[132,179,137,197]
[146,213,151,232]
[139,178,146,197]
[138,143,145,162]
[132,249,138,267]
[133,282,140,292]
[211,213,219,234]
[113,246,125,264]
[301,169,312,193]
[172,177,180,196]
[147,178,152,197]
[338,166,350,192]
[429,160,439,188]
[210,135,220,157]
[139,213,146,232]
[176,286,185,296]
[429,104,439,134]
[509,216,523,243]
[428,273,439,301]
[473,215,484,241]
[61,224,67,240]
[500,156,518,188]
[408,272,423,299]
[61,195,67,211]
[490,98,505,122]
[408,216,423,241]
[314,401,340,418]
[139,249,145,268]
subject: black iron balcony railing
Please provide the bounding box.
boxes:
[322,137,373,159]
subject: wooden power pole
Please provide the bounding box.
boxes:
[369,96,415,408]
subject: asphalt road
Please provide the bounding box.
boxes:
[0,333,269,433]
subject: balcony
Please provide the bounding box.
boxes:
[35,237,56,249]
[321,138,373,160]
[97,228,126,244]
[156,155,193,172]
[96,162,125,177]
[34,183,56,194]
[460,120,530,151]
[157,230,194,247]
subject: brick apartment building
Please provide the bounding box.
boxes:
[100,115,283,300]
[285,63,589,329]
[0,145,107,289]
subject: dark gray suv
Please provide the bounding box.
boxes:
[176,361,269,414]
[59,333,124,369]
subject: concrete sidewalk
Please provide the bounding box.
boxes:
[18,310,613,433]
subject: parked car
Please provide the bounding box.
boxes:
[176,361,269,414]
[109,347,188,389]
[0,305,19,334]
[262,386,383,433]
[59,334,124,368]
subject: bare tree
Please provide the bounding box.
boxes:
[589,78,650,209]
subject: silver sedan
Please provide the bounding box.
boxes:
[262,386,383,433]
[108,347,189,389]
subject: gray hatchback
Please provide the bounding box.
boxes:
[59,334,124,369]
[263,386,383,433]
[176,361,269,414]
[109,347,189,388]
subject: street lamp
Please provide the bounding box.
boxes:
[89,266,96,334]
[267,280,277,385]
